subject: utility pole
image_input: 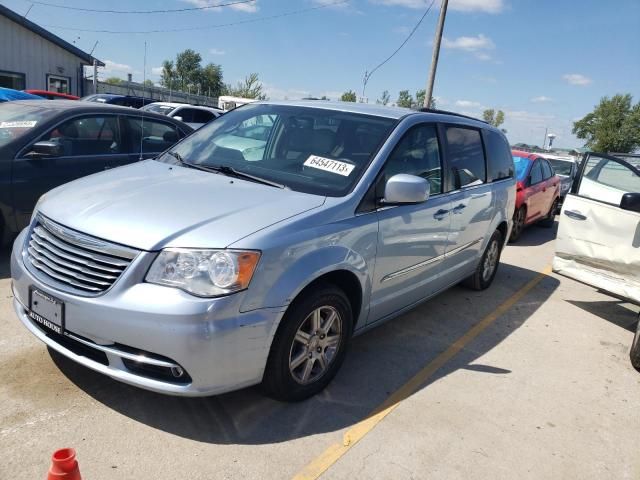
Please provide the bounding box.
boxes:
[424,0,448,108]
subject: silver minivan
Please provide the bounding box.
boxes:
[11,101,516,401]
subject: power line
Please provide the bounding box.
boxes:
[41,0,350,34]
[23,0,257,14]
[361,0,436,98]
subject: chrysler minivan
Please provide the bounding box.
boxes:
[11,101,515,401]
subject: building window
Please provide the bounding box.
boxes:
[47,74,70,94]
[0,70,26,90]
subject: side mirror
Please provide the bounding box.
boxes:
[620,193,640,213]
[382,174,430,205]
[26,141,63,158]
[173,115,183,122]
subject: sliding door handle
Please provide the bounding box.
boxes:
[433,209,449,220]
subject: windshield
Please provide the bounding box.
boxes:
[142,104,176,115]
[158,103,397,196]
[513,156,530,181]
[548,159,574,176]
[0,102,58,148]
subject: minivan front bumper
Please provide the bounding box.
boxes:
[11,229,285,396]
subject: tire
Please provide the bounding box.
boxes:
[462,229,503,291]
[509,206,526,243]
[262,284,353,401]
[539,198,559,228]
[630,315,640,372]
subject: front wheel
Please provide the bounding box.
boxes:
[539,198,559,228]
[630,315,640,372]
[262,284,353,401]
[462,230,503,291]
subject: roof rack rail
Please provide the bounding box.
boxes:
[418,108,488,124]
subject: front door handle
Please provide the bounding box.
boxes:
[564,209,587,221]
[433,209,449,220]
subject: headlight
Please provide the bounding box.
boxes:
[561,182,570,193]
[146,249,261,297]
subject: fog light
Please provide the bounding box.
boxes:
[171,366,184,378]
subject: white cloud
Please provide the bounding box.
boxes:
[312,0,350,8]
[372,0,504,14]
[562,73,592,86]
[475,52,492,61]
[151,67,164,76]
[209,48,226,55]
[101,60,135,75]
[531,95,552,103]
[455,100,482,108]
[443,34,494,51]
[181,0,258,13]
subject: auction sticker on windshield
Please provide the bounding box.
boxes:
[0,120,37,128]
[304,155,355,176]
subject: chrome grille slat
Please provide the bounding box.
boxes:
[33,227,130,267]
[28,257,103,292]
[25,217,139,294]
[28,245,119,281]
[30,235,124,273]
[28,248,113,286]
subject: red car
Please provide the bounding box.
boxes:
[24,90,80,100]
[510,150,561,241]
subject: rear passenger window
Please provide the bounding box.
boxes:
[541,160,553,180]
[530,161,543,185]
[445,126,486,189]
[124,117,181,154]
[483,129,514,182]
[192,110,215,124]
[380,124,442,194]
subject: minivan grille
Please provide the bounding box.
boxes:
[26,216,139,294]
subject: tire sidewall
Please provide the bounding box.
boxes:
[479,230,503,289]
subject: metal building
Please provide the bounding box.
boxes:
[0,5,103,96]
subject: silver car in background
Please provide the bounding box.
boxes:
[11,101,515,401]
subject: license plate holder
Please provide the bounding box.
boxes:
[29,288,65,335]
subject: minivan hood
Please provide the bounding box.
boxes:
[38,160,326,250]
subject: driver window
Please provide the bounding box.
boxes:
[580,155,640,205]
[41,116,121,156]
[379,124,442,195]
[530,161,543,185]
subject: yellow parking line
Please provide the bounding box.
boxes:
[293,265,553,480]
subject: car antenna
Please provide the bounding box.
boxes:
[139,41,147,161]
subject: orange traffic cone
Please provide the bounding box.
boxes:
[47,448,82,480]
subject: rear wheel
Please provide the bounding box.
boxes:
[630,315,640,372]
[462,230,503,291]
[509,206,526,243]
[539,198,559,228]
[262,284,353,401]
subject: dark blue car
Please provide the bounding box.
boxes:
[0,100,193,244]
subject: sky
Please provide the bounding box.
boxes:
[2,0,639,148]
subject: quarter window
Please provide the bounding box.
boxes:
[483,129,514,182]
[529,160,543,185]
[379,124,442,195]
[445,126,486,189]
[41,116,121,156]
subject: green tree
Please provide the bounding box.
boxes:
[198,63,224,97]
[320,95,329,100]
[175,49,202,90]
[396,90,412,108]
[573,94,640,153]
[142,79,154,87]
[377,90,390,106]
[340,90,357,102]
[104,77,122,85]
[160,60,177,90]
[414,89,426,109]
[226,73,266,99]
[483,108,505,128]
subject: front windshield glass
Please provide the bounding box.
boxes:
[142,104,176,115]
[548,159,573,176]
[513,155,530,181]
[0,102,58,147]
[159,103,397,196]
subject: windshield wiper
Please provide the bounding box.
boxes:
[167,151,216,173]
[201,164,286,189]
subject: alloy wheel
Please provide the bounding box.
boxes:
[482,239,500,282]
[289,306,342,385]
